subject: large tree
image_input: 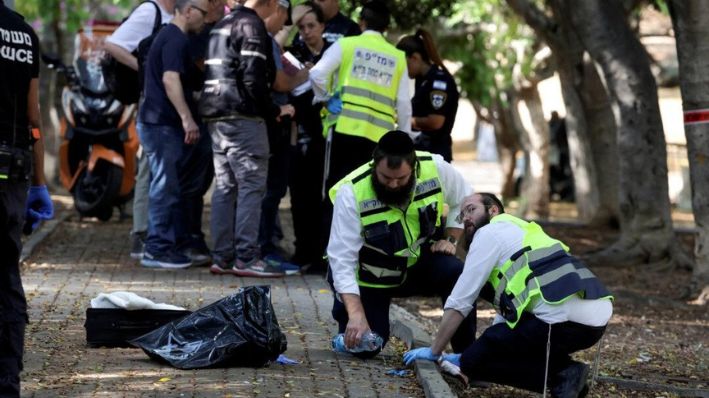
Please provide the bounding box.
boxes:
[439,0,552,217]
[668,0,709,303]
[569,0,689,268]
[507,0,620,225]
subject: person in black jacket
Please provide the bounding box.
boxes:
[199,0,295,277]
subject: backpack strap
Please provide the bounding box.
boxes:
[146,1,162,34]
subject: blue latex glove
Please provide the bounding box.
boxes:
[441,353,461,367]
[25,185,54,233]
[326,91,342,114]
[403,347,440,366]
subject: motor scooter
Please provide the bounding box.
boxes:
[43,21,138,220]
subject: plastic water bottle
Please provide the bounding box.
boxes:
[331,331,384,353]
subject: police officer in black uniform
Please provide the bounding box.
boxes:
[397,29,459,162]
[0,1,54,396]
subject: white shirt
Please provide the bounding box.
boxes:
[444,220,613,327]
[309,30,412,133]
[328,154,472,296]
[106,2,174,52]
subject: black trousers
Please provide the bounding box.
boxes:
[177,123,214,252]
[0,181,28,398]
[288,133,325,265]
[329,246,477,357]
[318,132,377,272]
[460,312,606,393]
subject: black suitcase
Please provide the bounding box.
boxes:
[85,308,192,348]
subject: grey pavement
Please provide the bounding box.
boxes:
[19,205,424,397]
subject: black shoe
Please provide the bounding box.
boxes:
[182,247,212,267]
[551,361,590,398]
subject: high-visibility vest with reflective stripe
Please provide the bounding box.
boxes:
[482,214,613,328]
[330,34,406,142]
[329,152,444,288]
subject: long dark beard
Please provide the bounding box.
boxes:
[464,212,491,248]
[371,170,416,207]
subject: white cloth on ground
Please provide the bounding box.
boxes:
[90,291,185,311]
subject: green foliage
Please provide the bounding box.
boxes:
[17,0,134,34]
[436,0,536,109]
[341,0,457,32]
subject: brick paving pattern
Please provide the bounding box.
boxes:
[20,209,423,397]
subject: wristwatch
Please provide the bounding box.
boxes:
[445,236,458,246]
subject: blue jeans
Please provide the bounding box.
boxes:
[138,122,185,255]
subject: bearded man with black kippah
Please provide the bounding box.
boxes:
[326,130,477,359]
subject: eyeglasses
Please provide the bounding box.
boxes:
[455,204,492,224]
[190,4,208,17]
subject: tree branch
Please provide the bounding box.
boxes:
[506,0,560,46]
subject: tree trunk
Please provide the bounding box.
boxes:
[488,100,520,199]
[506,0,612,223]
[570,0,689,268]
[668,0,709,303]
[513,87,550,219]
[579,56,620,227]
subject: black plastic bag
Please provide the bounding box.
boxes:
[130,285,287,369]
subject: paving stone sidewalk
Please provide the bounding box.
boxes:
[19,209,424,397]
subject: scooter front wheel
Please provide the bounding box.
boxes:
[73,160,122,219]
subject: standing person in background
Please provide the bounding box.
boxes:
[311,0,360,43]
[285,1,329,269]
[278,0,359,48]
[137,0,209,269]
[200,0,295,278]
[177,0,227,267]
[258,0,307,274]
[397,29,459,162]
[104,0,176,260]
[0,1,54,395]
[309,0,410,273]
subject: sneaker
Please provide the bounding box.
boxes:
[141,251,192,269]
[233,257,285,278]
[210,258,237,275]
[263,254,301,276]
[183,247,212,267]
[130,231,146,259]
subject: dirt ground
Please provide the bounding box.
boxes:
[395,222,709,398]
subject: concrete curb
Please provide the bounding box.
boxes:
[390,304,457,398]
[20,211,70,263]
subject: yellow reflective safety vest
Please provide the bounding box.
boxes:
[324,33,406,142]
[329,152,444,288]
[480,214,613,328]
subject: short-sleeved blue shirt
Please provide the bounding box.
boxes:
[138,23,193,128]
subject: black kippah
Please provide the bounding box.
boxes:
[377,130,414,155]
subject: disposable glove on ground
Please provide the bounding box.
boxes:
[403,347,440,366]
[25,185,54,233]
[326,91,342,114]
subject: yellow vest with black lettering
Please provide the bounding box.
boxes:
[329,152,444,288]
[324,33,406,142]
[481,214,613,328]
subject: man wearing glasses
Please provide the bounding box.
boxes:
[136,0,210,268]
[404,192,613,398]
[327,130,477,358]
